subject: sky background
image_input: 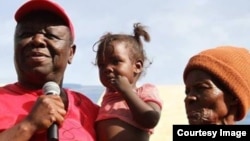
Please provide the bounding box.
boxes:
[1,0,250,86]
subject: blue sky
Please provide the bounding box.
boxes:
[1,0,250,86]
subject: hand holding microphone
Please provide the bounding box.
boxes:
[24,81,65,140]
[42,81,61,141]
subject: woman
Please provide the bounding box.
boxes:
[183,46,250,124]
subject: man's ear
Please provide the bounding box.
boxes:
[134,60,143,74]
[68,44,76,64]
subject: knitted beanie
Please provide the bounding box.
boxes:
[183,46,250,121]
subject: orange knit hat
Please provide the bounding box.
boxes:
[183,46,250,121]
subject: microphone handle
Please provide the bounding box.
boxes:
[48,122,58,141]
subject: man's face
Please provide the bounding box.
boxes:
[14,11,75,87]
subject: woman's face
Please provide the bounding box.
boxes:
[184,69,234,124]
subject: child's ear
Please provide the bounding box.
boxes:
[134,60,143,74]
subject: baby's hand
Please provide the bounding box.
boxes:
[112,75,132,92]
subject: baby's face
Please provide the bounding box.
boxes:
[98,41,137,90]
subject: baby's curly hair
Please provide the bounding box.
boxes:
[93,23,152,78]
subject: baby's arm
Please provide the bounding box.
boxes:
[112,75,161,129]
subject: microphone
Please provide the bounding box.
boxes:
[42,81,60,141]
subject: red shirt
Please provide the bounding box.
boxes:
[0,83,99,141]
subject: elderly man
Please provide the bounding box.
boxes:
[0,0,99,141]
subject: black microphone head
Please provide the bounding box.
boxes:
[42,81,60,95]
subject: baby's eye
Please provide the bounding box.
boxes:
[111,58,122,65]
[112,60,119,65]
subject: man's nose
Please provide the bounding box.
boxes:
[31,33,46,47]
